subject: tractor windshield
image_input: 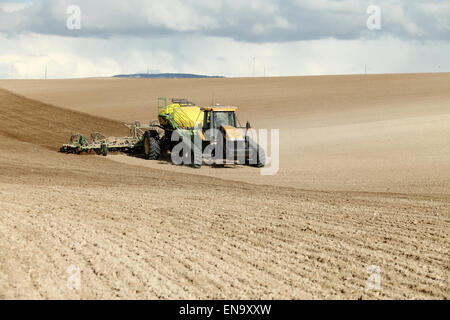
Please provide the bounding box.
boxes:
[213,111,236,128]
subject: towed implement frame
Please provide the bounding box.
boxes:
[59,121,156,156]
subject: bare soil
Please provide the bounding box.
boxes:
[0,74,448,299]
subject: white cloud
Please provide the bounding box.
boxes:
[0,0,448,41]
[0,32,448,79]
[0,2,32,13]
[0,0,448,78]
[292,0,364,12]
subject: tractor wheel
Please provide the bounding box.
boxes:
[177,142,202,168]
[247,138,266,167]
[143,131,161,160]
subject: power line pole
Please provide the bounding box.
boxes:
[252,57,256,77]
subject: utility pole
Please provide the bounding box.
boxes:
[252,57,256,77]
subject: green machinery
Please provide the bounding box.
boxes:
[59,121,149,156]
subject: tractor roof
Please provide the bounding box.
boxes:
[201,106,238,112]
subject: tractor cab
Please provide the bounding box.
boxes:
[200,105,248,150]
[201,106,238,130]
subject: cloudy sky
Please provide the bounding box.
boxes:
[0,0,449,78]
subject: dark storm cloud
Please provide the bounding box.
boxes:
[0,0,448,42]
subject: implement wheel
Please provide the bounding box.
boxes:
[143,131,161,160]
[101,143,108,157]
[191,145,202,169]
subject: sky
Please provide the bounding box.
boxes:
[0,0,449,78]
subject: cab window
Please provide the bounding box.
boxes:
[213,112,235,128]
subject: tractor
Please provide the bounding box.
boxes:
[142,98,265,168]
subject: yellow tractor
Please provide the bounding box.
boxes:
[143,98,265,168]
